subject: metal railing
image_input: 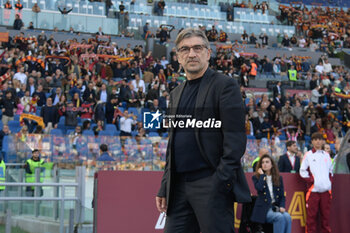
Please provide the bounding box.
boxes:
[0,166,86,233]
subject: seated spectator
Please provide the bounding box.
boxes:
[250,154,292,233]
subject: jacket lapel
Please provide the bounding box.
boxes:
[194,68,216,118]
[170,82,186,116]
[194,68,217,168]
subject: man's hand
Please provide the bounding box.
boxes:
[156,196,167,213]
[280,207,286,213]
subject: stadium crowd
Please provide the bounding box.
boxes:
[0,27,349,145]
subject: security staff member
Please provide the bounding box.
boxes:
[15,0,23,11]
[0,157,5,191]
[25,149,45,196]
[4,0,12,9]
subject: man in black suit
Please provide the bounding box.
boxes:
[273,81,283,99]
[278,140,301,173]
[155,28,251,233]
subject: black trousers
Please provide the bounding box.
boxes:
[165,173,235,233]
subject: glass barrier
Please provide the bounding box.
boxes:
[2,133,314,172]
[0,9,119,35]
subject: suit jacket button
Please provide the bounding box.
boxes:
[227,183,231,187]
[265,199,267,202]
[264,192,266,195]
[264,185,266,188]
[277,188,280,191]
[276,195,279,198]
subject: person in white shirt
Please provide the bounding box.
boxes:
[119,110,136,137]
[160,56,169,69]
[315,61,324,74]
[300,132,332,233]
[298,36,306,48]
[13,67,27,85]
[131,74,146,93]
[322,59,333,73]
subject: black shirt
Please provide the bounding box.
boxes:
[173,77,210,173]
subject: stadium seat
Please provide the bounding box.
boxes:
[8,120,21,131]
[82,130,95,136]
[51,129,63,135]
[99,130,115,136]
[105,124,117,132]
[149,132,159,137]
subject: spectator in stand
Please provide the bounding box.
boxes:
[281,34,291,48]
[40,98,59,134]
[131,74,146,93]
[298,35,306,48]
[0,125,11,154]
[58,7,73,15]
[241,30,249,44]
[278,140,300,173]
[13,67,27,85]
[105,0,113,16]
[207,25,218,42]
[32,4,41,13]
[219,30,228,42]
[62,101,79,129]
[0,91,16,125]
[13,14,23,30]
[143,23,150,39]
[120,110,136,136]
[32,85,46,107]
[323,59,332,74]
[259,33,268,47]
[96,27,104,36]
[156,0,165,16]
[250,33,257,44]
[97,144,115,161]
[126,83,139,108]
[273,60,281,76]
[15,0,23,12]
[119,1,125,13]
[4,0,12,9]
[300,132,332,233]
[157,27,170,44]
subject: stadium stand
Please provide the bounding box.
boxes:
[0,0,348,173]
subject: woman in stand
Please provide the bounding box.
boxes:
[251,154,292,233]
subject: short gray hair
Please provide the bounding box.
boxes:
[175,28,210,50]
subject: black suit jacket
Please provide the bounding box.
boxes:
[273,85,283,99]
[278,153,300,173]
[158,68,251,208]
